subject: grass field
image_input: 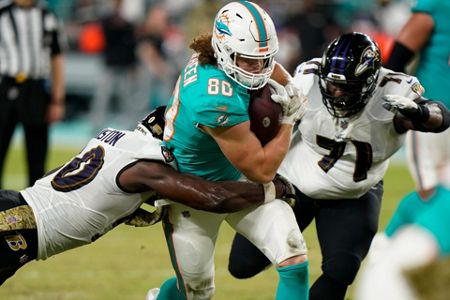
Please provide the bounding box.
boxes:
[0,145,414,300]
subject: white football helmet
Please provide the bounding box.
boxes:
[211,1,279,90]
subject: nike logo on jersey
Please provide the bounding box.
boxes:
[216,105,228,111]
[406,78,413,84]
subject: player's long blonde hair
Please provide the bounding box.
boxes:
[189,33,217,66]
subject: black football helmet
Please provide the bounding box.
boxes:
[319,32,381,118]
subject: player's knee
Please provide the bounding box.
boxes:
[185,277,215,299]
[323,252,362,285]
[278,254,308,268]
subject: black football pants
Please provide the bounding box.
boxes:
[0,79,49,188]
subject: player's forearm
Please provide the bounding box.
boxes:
[51,54,65,105]
[239,123,292,184]
[157,173,288,213]
[397,99,450,133]
[271,62,292,86]
[260,124,292,180]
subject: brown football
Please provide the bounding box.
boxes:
[248,84,282,145]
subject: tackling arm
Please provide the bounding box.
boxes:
[119,160,292,213]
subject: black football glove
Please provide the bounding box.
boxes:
[140,105,167,140]
[273,174,297,207]
[124,206,167,227]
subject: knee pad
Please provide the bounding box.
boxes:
[322,252,361,285]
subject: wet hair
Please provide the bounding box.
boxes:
[189,33,217,66]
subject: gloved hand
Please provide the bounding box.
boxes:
[124,206,166,227]
[382,94,429,121]
[273,174,297,207]
[139,105,167,140]
[285,80,308,122]
[269,79,308,125]
[382,94,418,113]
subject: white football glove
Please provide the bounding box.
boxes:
[285,80,308,122]
[382,94,418,114]
[268,79,308,125]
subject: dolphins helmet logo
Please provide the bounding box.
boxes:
[214,13,232,40]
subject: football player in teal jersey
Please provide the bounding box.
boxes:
[356,186,450,299]
[148,2,309,300]
[386,0,450,199]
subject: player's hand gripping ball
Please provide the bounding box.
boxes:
[248,83,282,145]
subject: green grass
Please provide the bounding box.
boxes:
[0,146,414,299]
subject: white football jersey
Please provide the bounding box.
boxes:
[21,128,174,260]
[279,59,424,199]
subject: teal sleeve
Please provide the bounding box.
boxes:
[385,209,407,237]
[191,94,249,128]
[195,106,249,128]
[385,192,419,237]
[412,0,436,14]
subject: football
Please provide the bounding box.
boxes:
[248,84,282,145]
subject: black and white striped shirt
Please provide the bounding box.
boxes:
[0,1,64,79]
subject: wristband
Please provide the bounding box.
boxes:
[401,104,430,122]
[263,182,276,204]
[384,41,414,72]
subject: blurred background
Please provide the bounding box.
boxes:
[2,0,414,166]
[56,0,411,121]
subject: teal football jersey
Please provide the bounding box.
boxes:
[385,185,450,255]
[412,0,450,107]
[163,55,250,181]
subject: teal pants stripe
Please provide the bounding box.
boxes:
[158,221,187,299]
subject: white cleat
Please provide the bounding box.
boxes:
[146,288,160,300]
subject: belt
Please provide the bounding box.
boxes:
[1,73,41,84]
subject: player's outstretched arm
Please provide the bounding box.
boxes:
[383,95,450,133]
[119,161,291,213]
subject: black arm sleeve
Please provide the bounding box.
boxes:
[384,41,415,72]
[411,100,450,133]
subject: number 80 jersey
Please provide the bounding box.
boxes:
[21,128,172,260]
[278,59,423,199]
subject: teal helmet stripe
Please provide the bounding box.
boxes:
[240,1,268,48]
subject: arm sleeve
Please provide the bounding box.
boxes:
[384,42,415,72]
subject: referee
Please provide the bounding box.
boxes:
[0,0,65,188]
